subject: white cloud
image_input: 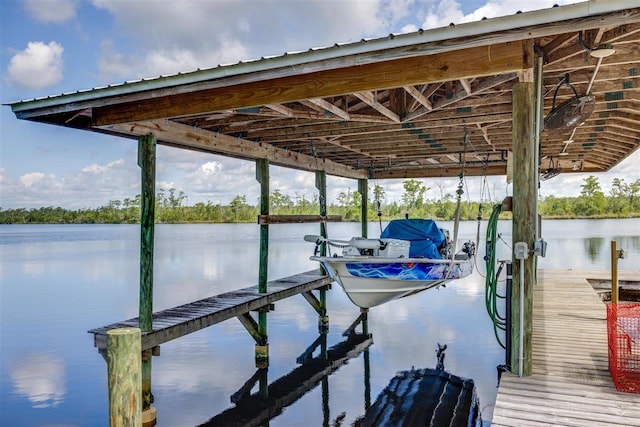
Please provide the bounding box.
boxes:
[420,0,583,29]
[0,157,140,209]
[97,40,132,81]
[24,0,78,24]
[5,41,64,90]
[90,0,392,80]
[81,158,125,174]
[10,354,66,408]
[19,172,46,187]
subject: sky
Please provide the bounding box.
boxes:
[1,0,638,209]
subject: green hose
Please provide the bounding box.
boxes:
[485,203,506,348]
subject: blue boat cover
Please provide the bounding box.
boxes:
[380,219,445,259]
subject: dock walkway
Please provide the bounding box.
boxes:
[492,269,640,427]
[89,270,331,352]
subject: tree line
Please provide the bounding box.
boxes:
[1,176,638,224]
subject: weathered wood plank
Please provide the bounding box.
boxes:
[89,270,332,351]
[257,214,342,224]
[93,42,525,126]
[492,269,640,427]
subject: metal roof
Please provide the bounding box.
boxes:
[6,0,640,180]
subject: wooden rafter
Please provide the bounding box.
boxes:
[306,98,350,120]
[352,91,401,122]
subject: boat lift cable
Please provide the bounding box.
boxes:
[485,202,507,349]
[451,127,469,258]
[474,161,489,270]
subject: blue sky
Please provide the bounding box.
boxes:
[1,0,638,209]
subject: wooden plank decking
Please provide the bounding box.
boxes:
[89,270,332,352]
[492,269,640,427]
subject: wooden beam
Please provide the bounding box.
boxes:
[257,215,342,224]
[353,91,401,122]
[93,42,526,126]
[307,98,350,120]
[404,73,518,121]
[403,85,433,111]
[476,123,496,151]
[371,163,506,179]
[101,120,367,179]
[460,79,472,95]
[265,103,294,116]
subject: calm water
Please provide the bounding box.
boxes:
[1,219,639,426]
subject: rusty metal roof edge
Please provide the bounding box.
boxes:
[5,0,638,113]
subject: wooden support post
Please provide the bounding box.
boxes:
[107,327,142,427]
[302,289,328,332]
[511,82,536,377]
[361,308,369,336]
[359,178,368,238]
[611,240,618,304]
[319,288,328,333]
[316,171,328,253]
[137,134,156,415]
[256,159,269,366]
[316,170,329,330]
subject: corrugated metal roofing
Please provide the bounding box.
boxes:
[7,0,638,109]
[5,0,640,181]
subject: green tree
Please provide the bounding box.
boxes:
[402,179,428,210]
[577,175,606,216]
[372,184,386,204]
[270,189,293,213]
[229,195,248,222]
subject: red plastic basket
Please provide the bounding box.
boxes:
[607,303,640,393]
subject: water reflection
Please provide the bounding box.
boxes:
[356,344,481,427]
[197,330,373,427]
[10,353,66,408]
[584,237,605,263]
[2,219,638,426]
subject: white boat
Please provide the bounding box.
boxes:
[306,219,475,308]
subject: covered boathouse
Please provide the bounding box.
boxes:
[6,0,640,425]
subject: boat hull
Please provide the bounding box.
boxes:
[311,256,473,308]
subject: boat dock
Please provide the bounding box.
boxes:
[88,270,331,352]
[492,269,640,427]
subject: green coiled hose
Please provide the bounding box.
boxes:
[485,203,506,348]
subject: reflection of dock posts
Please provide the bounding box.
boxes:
[321,332,330,427]
[206,334,373,427]
[343,309,369,337]
[316,170,329,331]
[256,159,270,368]
[362,308,371,410]
[138,134,157,423]
[107,327,142,426]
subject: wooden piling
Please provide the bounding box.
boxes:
[359,178,368,238]
[256,159,270,365]
[316,171,328,255]
[138,134,156,412]
[511,82,536,376]
[107,327,142,427]
[316,170,329,329]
